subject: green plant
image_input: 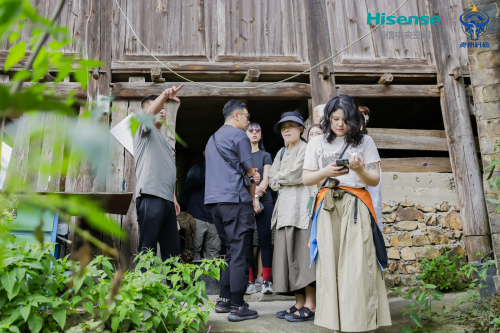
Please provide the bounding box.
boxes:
[443,295,500,332]
[75,251,225,333]
[392,283,444,333]
[0,241,76,333]
[484,139,500,213]
[418,251,466,291]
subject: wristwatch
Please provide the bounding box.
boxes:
[249,176,255,183]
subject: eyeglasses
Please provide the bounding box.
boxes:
[248,128,261,133]
[238,112,250,120]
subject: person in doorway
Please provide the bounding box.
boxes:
[244,122,274,295]
[134,84,184,262]
[205,99,261,322]
[182,151,221,260]
[302,95,391,332]
[359,105,384,233]
[308,124,324,142]
[270,111,317,323]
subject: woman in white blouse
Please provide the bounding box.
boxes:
[268,111,317,323]
[302,95,391,332]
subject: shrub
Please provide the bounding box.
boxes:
[418,251,466,291]
[0,242,224,333]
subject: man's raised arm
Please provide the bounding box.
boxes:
[146,83,184,115]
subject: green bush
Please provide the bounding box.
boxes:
[418,251,466,291]
[0,242,75,333]
[0,242,224,333]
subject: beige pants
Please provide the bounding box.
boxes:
[315,192,391,332]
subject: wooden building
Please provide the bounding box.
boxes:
[1,0,497,278]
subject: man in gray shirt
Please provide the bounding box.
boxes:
[205,100,261,322]
[134,84,184,262]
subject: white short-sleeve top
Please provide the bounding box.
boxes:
[303,134,381,189]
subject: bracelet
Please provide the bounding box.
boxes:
[255,194,259,198]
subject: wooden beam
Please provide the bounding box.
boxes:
[111,61,437,74]
[110,82,311,99]
[380,157,452,173]
[322,65,330,80]
[378,73,393,85]
[429,0,490,261]
[369,128,448,151]
[243,69,260,82]
[336,85,440,97]
[5,83,87,98]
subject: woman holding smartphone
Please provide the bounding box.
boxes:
[302,95,391,332]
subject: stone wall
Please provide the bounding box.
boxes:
[463,0,500,291]
[382,200,465,290]
[379,172,465,290]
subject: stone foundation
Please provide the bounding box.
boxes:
[379,172,465,290]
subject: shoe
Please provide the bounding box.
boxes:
[261,280,273,294]
[228,303,258,322]
[285,307,315,322]
[254,277,263,286]
[276,306,298,319]
[245,281,257,295]
[215,299,234,313]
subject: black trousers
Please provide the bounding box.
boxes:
[248,202,274,269]
[136,194,180,261]
[211,201,254,306]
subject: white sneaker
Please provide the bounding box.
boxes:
[254,277,263,286]
[245,282,257,294]
[261,280,273,294]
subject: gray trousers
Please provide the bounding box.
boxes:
[191,218,221,259]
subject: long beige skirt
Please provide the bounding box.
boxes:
[315,192,392,332]
[273,224,316,295]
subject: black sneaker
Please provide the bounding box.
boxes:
[228,303,258,322]
[215,299,234,313]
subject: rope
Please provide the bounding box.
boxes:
[114,0,409,89]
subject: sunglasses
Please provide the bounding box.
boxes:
[248,128,261,133]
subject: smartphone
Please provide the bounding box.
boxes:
[335,159,349,171]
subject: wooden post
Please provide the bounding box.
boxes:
[429,0,491,262]
[304,0,337,115]
[243,69,260,82]
[151,67,165,83]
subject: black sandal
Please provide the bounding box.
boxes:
[285,307,315,322]
[276,306,298,319]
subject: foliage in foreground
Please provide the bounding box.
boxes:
[392,251,496,333]
[418,250,467,291]
[0,242,224,333]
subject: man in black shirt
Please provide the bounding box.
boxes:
[182,152,221,260]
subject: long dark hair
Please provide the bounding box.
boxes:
[247,121,265,151]
[320,95,364,147]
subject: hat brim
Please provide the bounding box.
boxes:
[273,116,305,134]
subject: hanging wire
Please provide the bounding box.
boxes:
[68,0,78,17]
[113,0,410,89]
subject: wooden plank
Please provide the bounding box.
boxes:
[4,115,30,191]
[380,157,452,173]
[416,0,436,65]
[325,0,349,64]
[110,81,311,99]
[111,0,127,61]
[369,128,448,151]
[1,82,87,98]
[111,61,437,74]
[465,235,492,262]
[366,0,396,60]
[121,55,210,62]
[336,85,440,97]
[215,55,301,63]
[341,58,428,65]
[429,0,490,260]
[105,100,128,262]
[344,0,374,60]
[36,113,67,192]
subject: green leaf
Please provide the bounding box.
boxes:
[129,309,141,326]
[83,301,94,314]
[494,318,500,325]
[0,271,15,295]
[52,307,66,329]
[102,265,113,279]
[410,314,423,328]
[5,41,26,71]
[20,304,31,322]
[28,312,43,333]
[111,316,121,332]
[8,326,20,333]
[424,284,437,289]
[152,316,161,328]
[402,327,414,333]
[487,198,500,204]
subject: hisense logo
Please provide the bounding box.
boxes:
[367,13,441,25]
